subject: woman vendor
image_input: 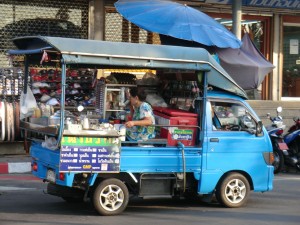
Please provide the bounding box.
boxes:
[125,87,156,141]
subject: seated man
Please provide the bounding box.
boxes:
[211,104,221,130]
[212,102,243,131]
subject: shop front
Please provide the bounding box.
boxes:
[1,0,300,150]
[282,16,300,99]
[103,0,300,101]
[1,0,299,101]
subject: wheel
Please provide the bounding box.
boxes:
[92,178,129,216]
[289,140,299,156]
[216,173,250,208]
[273,148,284,174]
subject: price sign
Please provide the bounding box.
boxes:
[59,136,120,173]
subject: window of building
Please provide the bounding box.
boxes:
[282,24,300,97]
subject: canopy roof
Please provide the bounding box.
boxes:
[9,36,247,99]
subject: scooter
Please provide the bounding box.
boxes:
[265,107,289,174]
[283,117,300,171]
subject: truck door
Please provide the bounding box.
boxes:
[204,100,264,173]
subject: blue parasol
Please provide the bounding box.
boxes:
[115,0,242,49]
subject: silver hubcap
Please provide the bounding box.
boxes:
[225,179,246,204]
[99,184,124,211]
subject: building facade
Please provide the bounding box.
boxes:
[0,0,300,101]
[92,0,300,101]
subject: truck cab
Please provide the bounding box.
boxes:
[9,36,274,216]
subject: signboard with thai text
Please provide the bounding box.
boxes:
[59,136,120,173]
[203,0,300,9]
[171,129,193,141]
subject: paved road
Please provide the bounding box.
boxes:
[0,173,299,225]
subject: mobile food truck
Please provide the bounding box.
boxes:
[8,36,274,216]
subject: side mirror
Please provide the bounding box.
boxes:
[241,115,255,129]
[256,121,263,136]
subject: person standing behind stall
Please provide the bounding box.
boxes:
[125,87,156,141]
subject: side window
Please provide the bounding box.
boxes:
[211,101,256,131]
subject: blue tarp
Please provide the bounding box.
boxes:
[216,33,275,90]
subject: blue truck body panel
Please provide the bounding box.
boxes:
[30,91,273,193]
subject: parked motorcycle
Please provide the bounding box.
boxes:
[265,107,289,174]
[283,116,300,171]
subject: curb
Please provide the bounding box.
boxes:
[0,162,31,174]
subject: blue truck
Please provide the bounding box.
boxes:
[9,36,274,216]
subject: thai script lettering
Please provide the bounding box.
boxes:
[206,0,300,9]
[249,0,300,9]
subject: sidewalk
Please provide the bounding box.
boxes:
[0,154,31,174]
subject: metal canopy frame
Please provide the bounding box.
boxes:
[9,36,246,97]
[8,36,247,143]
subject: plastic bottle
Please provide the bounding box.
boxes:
[34,107,41,118]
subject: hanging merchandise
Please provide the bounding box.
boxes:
[95,77,106,116]
[5,102,11,141]
[0,67,24,142]
[20,86,38,120]
[110,72,136,84]
[13,101,20,140]
[29,67,96,107]
[0,101,5,141]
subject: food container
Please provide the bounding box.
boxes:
[29,117,49,126]
[49,110,76,126]
[114,124,126,141]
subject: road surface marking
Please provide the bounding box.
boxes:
[0,186,36,191]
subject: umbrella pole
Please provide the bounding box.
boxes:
[200,71,207,144]
[23,56,29,153]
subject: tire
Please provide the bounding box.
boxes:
[216,173,250,208]
[273,148,284,174]
[92,178,129,216]
[289,140,299,156]
[296,163,300,171]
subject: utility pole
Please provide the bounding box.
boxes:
[232,0,242,40]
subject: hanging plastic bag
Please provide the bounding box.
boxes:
[41,136,58,150]
[20,86,38,119]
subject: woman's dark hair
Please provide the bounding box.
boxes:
[130,87,147,101]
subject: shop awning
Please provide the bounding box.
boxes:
[8,36,247,99]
